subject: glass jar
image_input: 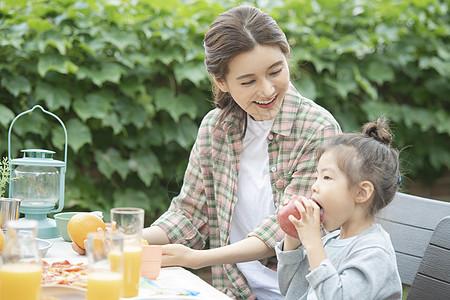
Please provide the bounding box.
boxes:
[0,219,42,300]
[11,163,59,208]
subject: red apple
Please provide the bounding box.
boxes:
[277,197,302,238]
[277,197,324,239]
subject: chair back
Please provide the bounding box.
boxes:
[406,216,450,299]
[375,192,450,286]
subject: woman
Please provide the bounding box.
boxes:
[144,6,341,299]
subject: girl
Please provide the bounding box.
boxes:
[276,118,402,299]
[141,6,341,299]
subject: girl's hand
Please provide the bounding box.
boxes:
[289,197,322,250]
[162,244,202,269]
[71,241,86,255]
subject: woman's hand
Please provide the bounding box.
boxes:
[162,244,202,269]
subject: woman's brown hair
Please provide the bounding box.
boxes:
[204,6,290,126]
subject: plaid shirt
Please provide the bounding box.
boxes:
[152,84,341,299]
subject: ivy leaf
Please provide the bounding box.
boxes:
[94,148,129,180]
[366,61,395,85]
[154,88,197,122]
[102,27,139,51]
[73,90,113,121]
[51,124,68,152]
[94,148,117,180]
[0,104,15,128]
[1,75,31,97]
[354,66,377,100]
[116,101,147,129]
[161,115,198,150]
[419,56,449,76]
[119,76,145,98]
[174,60,208,87]
[66,118,92,152]
[295,76,317,100]
[37,30,68,55]
[37,54,79,77]
[130,150,162,186]
[35,81,71,111]
[76,62,125,86]
[27,18,52,32]
[101,113,123,135]
[324,66,358,99]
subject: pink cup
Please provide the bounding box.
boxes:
[141,245,162,280]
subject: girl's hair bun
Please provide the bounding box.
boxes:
[362,117,393,146]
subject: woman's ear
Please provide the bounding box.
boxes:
[210,74,228,93]
[356,181,374,204]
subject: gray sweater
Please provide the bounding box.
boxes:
[276,224,402,300]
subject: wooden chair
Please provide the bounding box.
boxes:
[375,192,450,287]
[406,216,450,299]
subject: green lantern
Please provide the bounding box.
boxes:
[8,105,68,239]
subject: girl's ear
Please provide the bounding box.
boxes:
[210,74,229,92]
[356,181,374,204]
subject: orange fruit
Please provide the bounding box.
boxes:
[67,213,106,250]
[0,230,5,253]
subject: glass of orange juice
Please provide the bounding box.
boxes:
[0,219,42,300]
[110,207,144,298]
[86,232,124,300]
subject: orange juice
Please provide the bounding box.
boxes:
[108,250,122,272]
[87,270,123,300]
[123,247,142,297]
[0,263,42,300]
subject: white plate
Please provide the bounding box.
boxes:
[41,285,86,300]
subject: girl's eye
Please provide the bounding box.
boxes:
[270,69,282,76]
[241,80,255,86]
[324,176,331,180]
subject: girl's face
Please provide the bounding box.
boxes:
[311,150,359,234]
[214,44,290,121]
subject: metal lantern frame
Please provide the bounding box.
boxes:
[7,105,68,238]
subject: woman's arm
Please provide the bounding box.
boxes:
[161,236,274,269]
[143,225,170,245]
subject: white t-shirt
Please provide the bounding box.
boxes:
[229,114,283,300]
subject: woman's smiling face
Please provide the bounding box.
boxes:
[214,44,290,121]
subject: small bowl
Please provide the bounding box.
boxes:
[54,211,104,242]
[36,238,52,257]
[54,212,81,242]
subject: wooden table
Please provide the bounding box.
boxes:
[44,237,232,299]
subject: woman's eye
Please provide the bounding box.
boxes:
[324,176,331,180]
[242,80,255,86]
[270,69,282,76]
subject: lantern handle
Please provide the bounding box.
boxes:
[8,105,68,169]
[8,105,68,215]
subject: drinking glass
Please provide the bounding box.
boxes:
[110,207,144,298]
[0,219,42,300]
[86,232,124,300]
